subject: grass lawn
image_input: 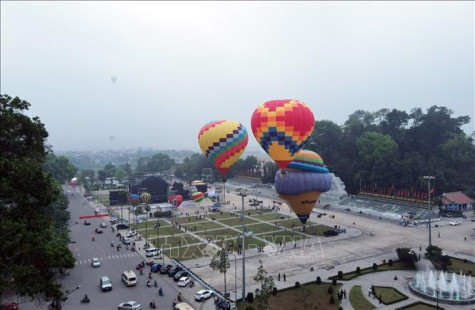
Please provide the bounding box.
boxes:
[253,212,290,221]
[244,223,282,234]
[197,228,240,242]
[259,230,306,245]
[173,216,208,224]
[205,213,236,220]
[218,217,259,226]
[443,257,475,275]
[165,243,216,260]
[272,218,318,229]
[144,225,183,236]
[216,236,267,250]
[329,261,416,281]
[152,234,200,248]
[135,219,171,230]
[236,209,270,216]
[180,221,225,232]
[98,194,110,206]
[395,301,445,310]
[349,285,376,310]
[244,282,343,310]
[373,286,408,305]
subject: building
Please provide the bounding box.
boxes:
[441,192,473,211]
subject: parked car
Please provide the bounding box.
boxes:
[0,302,19,310]
[174,270,188,281]
[145,247,160,257]
[450,220,461,226]
[160,264,173,274]
[194,289,214,301]
[151,263,163,273]
[122,238,131,245]
[178,277,191,287]
[95,228,103,234]
[116,223,129,230]
[92,257,101,268]
[109,218,118,224]
[100,222,107,228]
[126,230,137,238]
[323,230,339,237]
[118,300,141,310]
[84,220,91,225]
[168,266,182,277]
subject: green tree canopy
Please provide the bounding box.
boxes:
[43,153,78,182]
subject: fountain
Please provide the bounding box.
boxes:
[409,269,475,305]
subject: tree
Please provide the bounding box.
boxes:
[114,167,127,182]
[104,161,116,178]
[356,131,398,165]
[253,260,275,310]
[43,153,78,182]
[210,248,230,296]
[0,94,75,303]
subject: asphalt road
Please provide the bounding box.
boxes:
[20,185,215,310]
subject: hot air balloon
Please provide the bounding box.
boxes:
[274,150,331,224]
[192,192,205,203]
[168,195,183,207]
[111,76,117,83]
[251,99,315,171]
[198,120,248,181]
[140,192,151,204]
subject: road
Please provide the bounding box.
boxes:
[20,185,215,310]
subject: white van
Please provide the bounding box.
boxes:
[100,276,112,291]
[121,270,137,287]
[145,247,161,257]
[174,303,195,310]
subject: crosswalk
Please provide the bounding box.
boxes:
[75,252,140,265]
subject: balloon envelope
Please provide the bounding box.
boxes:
[251,99,315,170]
[274,170,332,195]
[279,191,321,224]
[192,192,205,203]
[140,192,151,204]
[287,150,329,173]
[168,195,183,207]
[198,120,248,179]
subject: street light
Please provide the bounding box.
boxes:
[232,252,237,302]
[436,288,439,310]
[423,176,435,247]
[236,189,248,301]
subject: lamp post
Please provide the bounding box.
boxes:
[423,176,435,247]
[436,288,439,310]
[232,252,237,302]
[237,189,248,301]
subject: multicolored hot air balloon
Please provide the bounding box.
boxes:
[274,150,332,224]
[168,195,183,207]
[192,192,205,203]
[140,192,151,204]
[198,120,249,181]
[251,99,315,170]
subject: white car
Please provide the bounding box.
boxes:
[126,231,137,238]
[178,276,191,287]
[145,247,160,257]
[100,222,107,228]
[118,300,141,310]
[92,258,101,268]
[450,220,461,226]
[194,289,214,301]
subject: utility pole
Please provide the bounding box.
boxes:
[423,176,435,247]
[237,189,248,301]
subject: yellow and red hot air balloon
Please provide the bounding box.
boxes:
[274,150,332,224]
[251,99,315,171]
[198,120,248,181]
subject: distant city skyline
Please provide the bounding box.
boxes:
[2,1,473,152]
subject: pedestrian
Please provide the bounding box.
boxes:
[438,232,441,238]
[277,273,281,281]
[464,235,467,241]
[418,253,421,261]
[368,288,372,297]
[283,274,286,282]
[343,289,346,298]
[419,243,422,251]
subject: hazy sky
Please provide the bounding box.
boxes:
[1,1,474,153]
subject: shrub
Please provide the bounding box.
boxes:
[246,292,254,303]
[356,266,361,274]
[332,278,337,286]
[338,271,343,279]
[272,287,277,296]
[295,281,300,288]
[338,307,343,310]
[327,286,334,294]
[388,259,393,266]
[245,306,255,310]
[372,263,378,270]
[329,296,335,304]
[316,276,321,284]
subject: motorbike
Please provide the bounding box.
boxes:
[154,280,158,287]
[111,242,114,247]
[146,280,152,287]
[149,300,157,309]
[158,288,164,296]
[177,293,182,302]
[81,295,90,303]
[140,269,144,276]
[136,262,145,270]
[190,280,195,288]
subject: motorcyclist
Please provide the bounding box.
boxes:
[92,236,95,241]
[154,279,158,287]
[82,294,89,302]
[158,287,163,296]
[149,299,156,308]
[146,279,151,287]
[111,241,114,247]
